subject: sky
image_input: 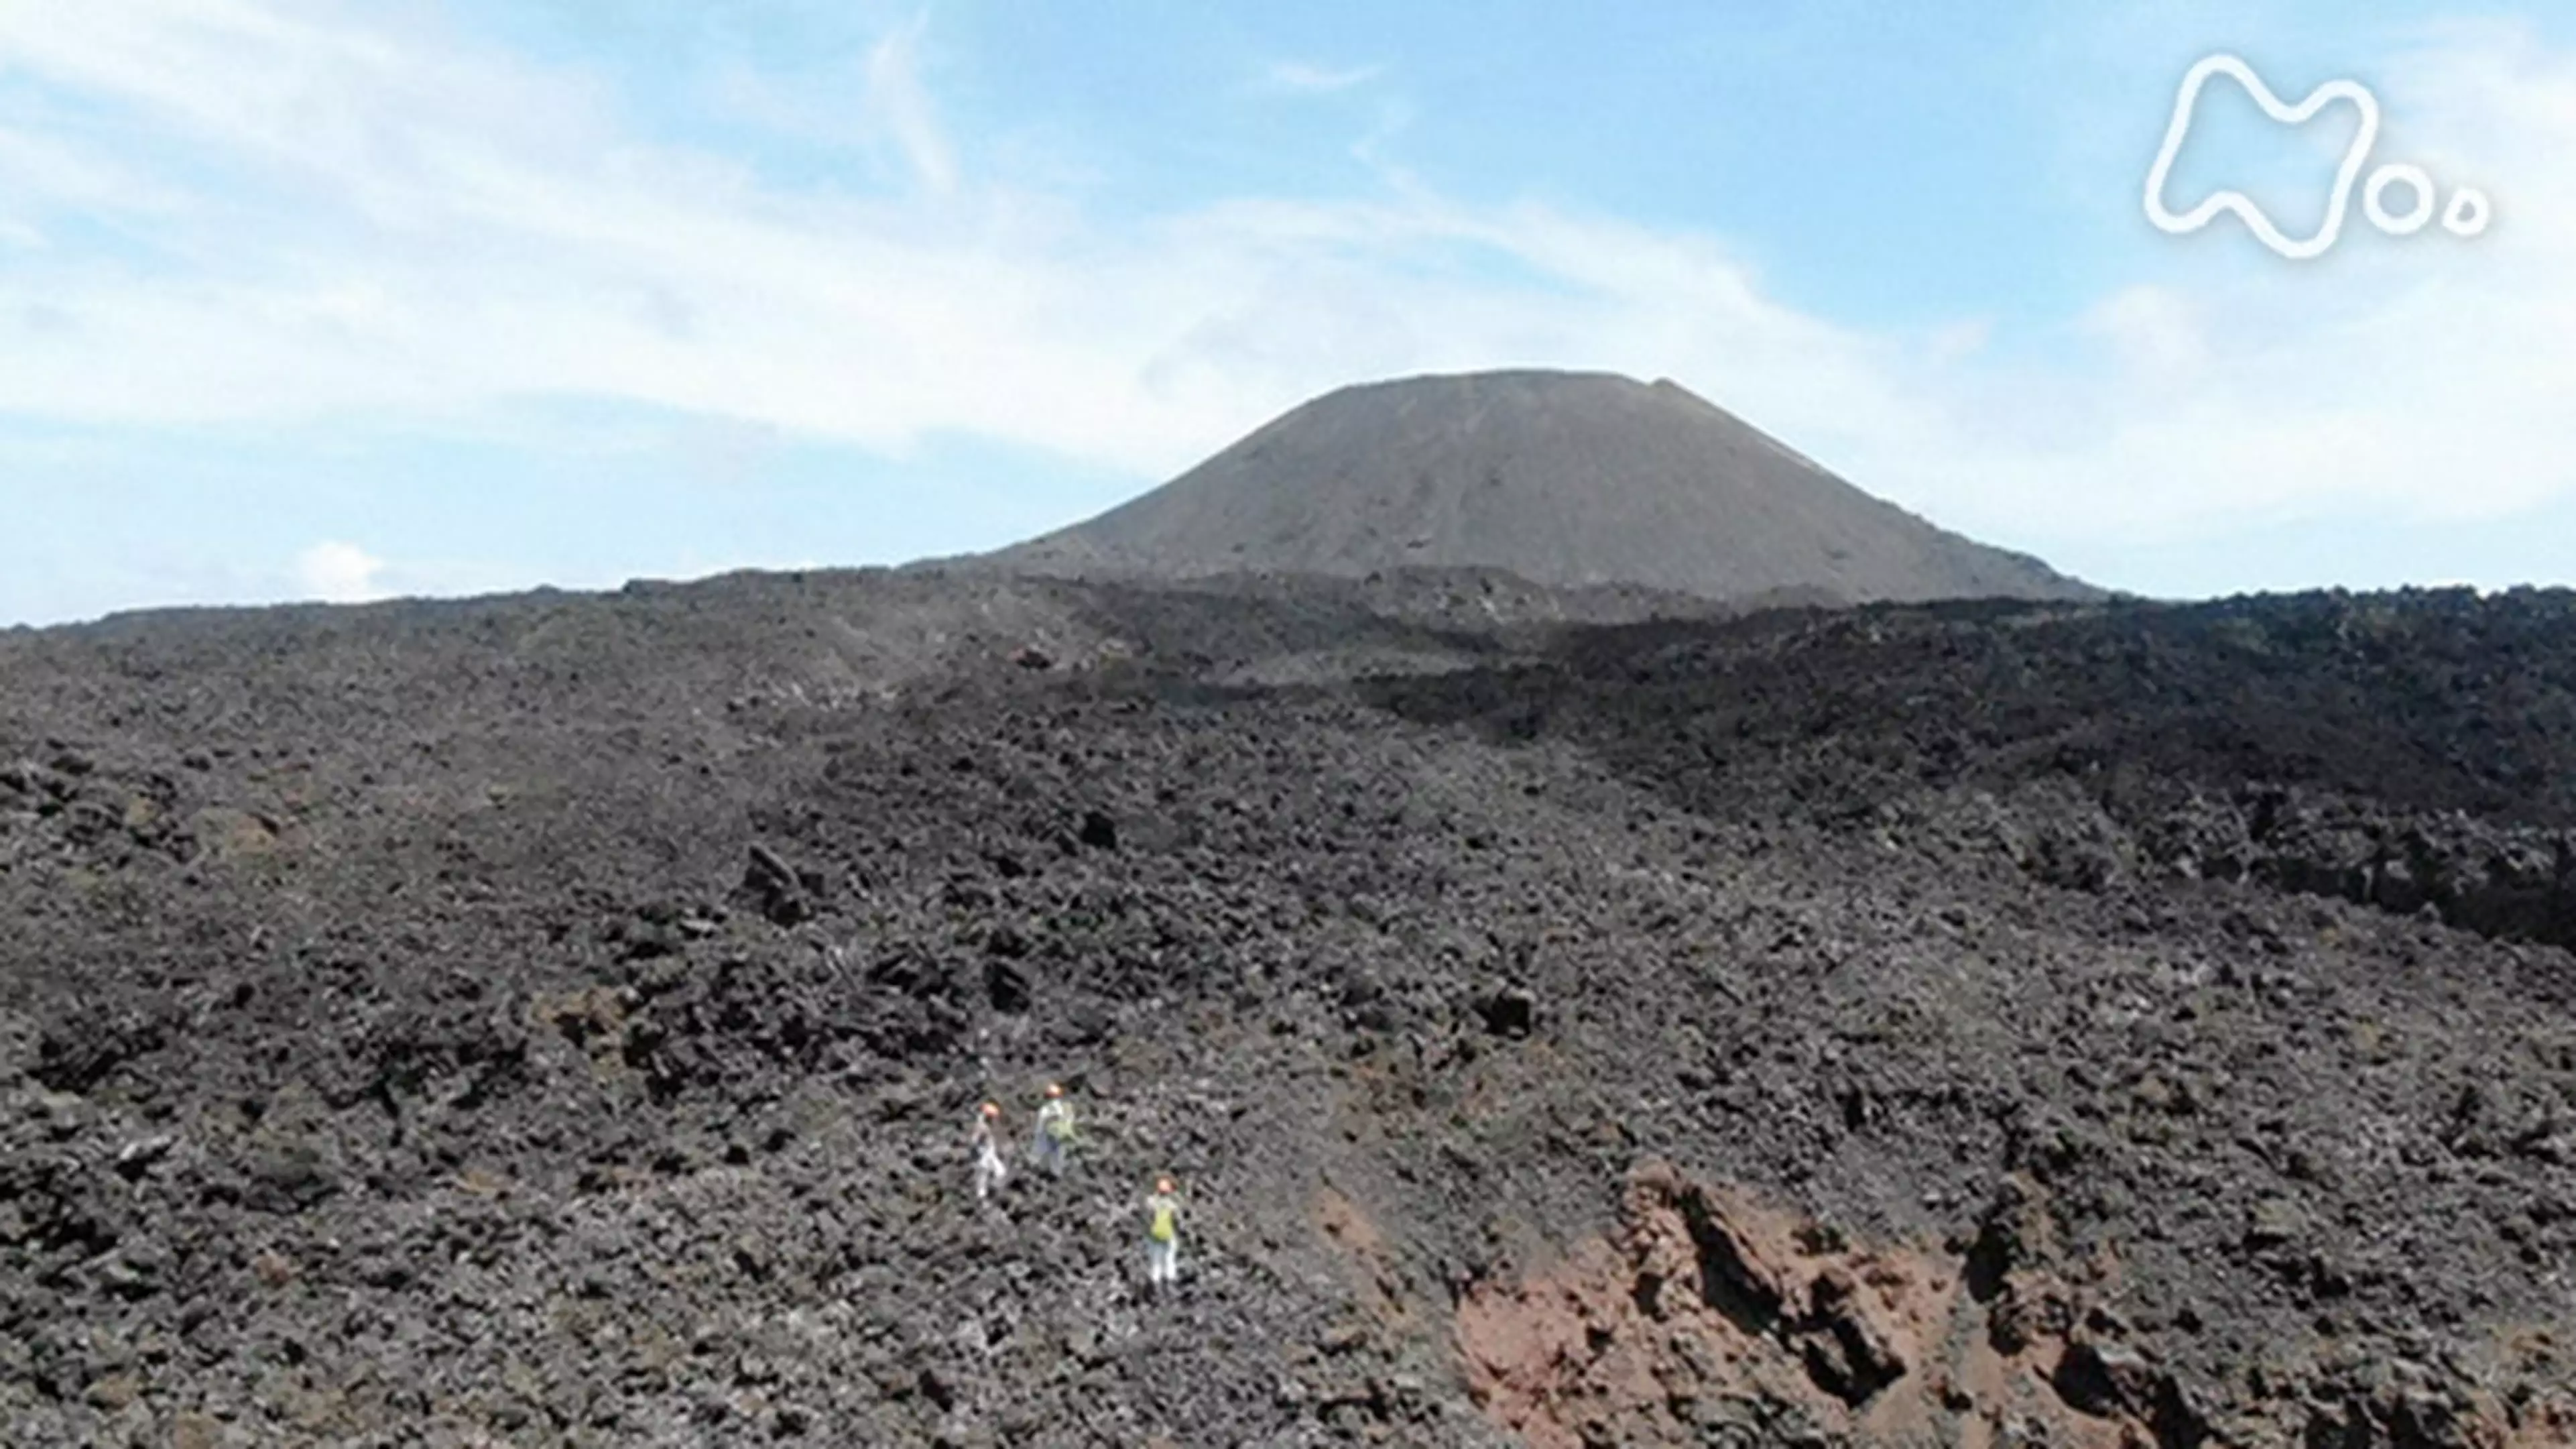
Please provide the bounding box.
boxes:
[1,1,2571,625]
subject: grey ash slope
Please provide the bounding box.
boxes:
[991,369,2097,603]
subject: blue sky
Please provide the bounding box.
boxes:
[2,1,2571,624]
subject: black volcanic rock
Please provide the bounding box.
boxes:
[990,369,2095,603]
[1,572,2572,1447]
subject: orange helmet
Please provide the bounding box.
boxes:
[1046,1083,1064,1098]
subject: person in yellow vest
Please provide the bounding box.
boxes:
[1144,1175,1182,1289]
[1033,1082,1077,1177]
[972,1102,1008,1202]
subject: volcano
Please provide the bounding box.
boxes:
[6,565,2575,1446]
[989,369,2096,603]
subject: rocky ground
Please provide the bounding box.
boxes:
[2,570,2573,1446]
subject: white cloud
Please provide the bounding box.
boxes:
[294,540,387,603]
[0,4,2567,583]
[2085,284,2201,362]
[1922,318,1992,365]
[0,125,192,217]
[1261,61,1382,96]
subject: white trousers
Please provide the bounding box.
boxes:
[976,1143,1008,1201]
[1146,1237,1179,1285]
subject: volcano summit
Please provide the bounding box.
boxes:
[991,369,2097,604]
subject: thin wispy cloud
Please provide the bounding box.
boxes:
[0,125,190,221]
[865,13,957,194]
[1261,60,1382,96]
[703,62,867,154]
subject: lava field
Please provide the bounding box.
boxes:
[4,571,2574,1446]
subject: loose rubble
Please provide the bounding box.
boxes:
[1,572,2571,1445]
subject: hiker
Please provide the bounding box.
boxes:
[1033,1082,1077,1177]
[1144,1176,1182,1289]
[973,1102,1009,1202]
